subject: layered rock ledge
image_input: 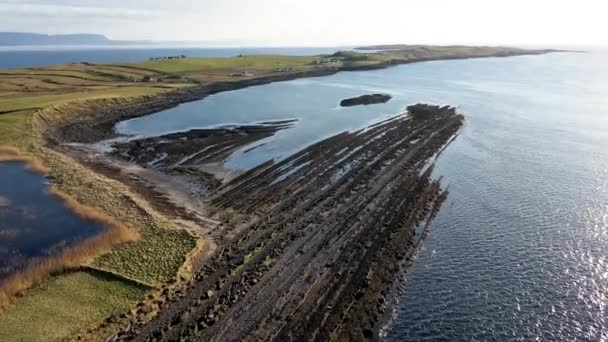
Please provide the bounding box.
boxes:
[111,104,464,341]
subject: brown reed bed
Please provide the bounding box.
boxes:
[0,145,49,174]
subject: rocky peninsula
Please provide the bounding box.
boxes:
[111,104,463,341]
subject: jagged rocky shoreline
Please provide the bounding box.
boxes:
[102,104,464,341]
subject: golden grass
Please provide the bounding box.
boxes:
[0,146,49,173]
[0,154,29,163]
[0,145,25,157]
[47,186,137,234]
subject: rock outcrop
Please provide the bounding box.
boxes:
[340,93,392,107]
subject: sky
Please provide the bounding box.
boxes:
[0,0,606,47]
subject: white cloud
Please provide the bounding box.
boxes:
[0,2,162,18]
[0,0,606,46]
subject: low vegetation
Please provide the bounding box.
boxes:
[132,54,317,82]
[0,270,148,342]
[94,227,195,286]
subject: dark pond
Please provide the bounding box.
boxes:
[0,161,103,279]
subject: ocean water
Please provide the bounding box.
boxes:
[117,50,608,340]
[0,45,344,69]
[0,161,103,279]
[384,52,608,340]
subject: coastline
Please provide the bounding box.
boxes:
[0,46,561,340]
[40,48,559,145]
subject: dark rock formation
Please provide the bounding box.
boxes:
[340,93,392,107]
[407,103,457,120]
[112,120,297,168]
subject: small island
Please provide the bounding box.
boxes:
[340,93,392,107]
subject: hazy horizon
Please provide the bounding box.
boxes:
[1,0,607,47]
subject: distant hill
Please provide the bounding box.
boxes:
[0,32,112,46]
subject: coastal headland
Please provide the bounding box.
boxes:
[0,45,559,341]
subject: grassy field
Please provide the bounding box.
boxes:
[0,86,169,148]
[94,226,196,286]
[0,271,148,342]
[0,86,165,113]
[134,55,317,75]
[0,110,33,146]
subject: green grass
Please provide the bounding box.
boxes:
[40,64,155,81]
[244,243,265,264]
[0,271,148,342]
[94,227,196,286]
[0,86,169,147]
[231,243,266,276]
[0,86,170,149]
[29,69,118,81]
[133,55,316,74]
[1,69,113,81]
[0,110,34,145]
[0,86,166,112]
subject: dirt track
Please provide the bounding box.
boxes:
[103,104,463,341]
